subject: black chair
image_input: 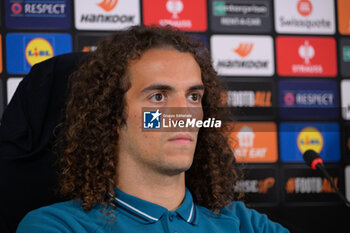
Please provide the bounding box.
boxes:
[0,52,86,233]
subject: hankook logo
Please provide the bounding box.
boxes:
[211,35,274,76]
[74,0,140,30]
[234,43,253,58]
[98,0,118,12]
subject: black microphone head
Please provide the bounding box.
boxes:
[303,149,321,167]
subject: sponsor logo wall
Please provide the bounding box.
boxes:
[0,0,349,219]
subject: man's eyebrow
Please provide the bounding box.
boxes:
[141,84,205,93]
[188,84,205,92]
[141,84,174,93]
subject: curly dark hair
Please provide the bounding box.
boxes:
[56,25,242,214]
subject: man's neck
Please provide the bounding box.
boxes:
[116,159,186,211]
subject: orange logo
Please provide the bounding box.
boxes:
[297,0,312,17]
[234,43,253,58]
[97,0,118,12]
[337,0,350,35]
[229,122,278,163]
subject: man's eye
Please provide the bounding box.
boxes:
[188,93,201,102]
[150,93,165,102]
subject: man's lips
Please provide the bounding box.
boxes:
[168,133,193,144]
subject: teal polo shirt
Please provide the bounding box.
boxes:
[16,188,289,233]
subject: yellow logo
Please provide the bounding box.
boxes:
[25,38,54,67]
[297,126,324,154]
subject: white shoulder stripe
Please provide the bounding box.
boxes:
[115,197,159,221]
[187,202,194,222]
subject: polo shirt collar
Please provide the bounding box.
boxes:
[111,187,198,225]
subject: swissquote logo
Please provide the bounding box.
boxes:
[143,0,207,31]
[74,0,140,30]
[143,109,221,130]
[276,36,337,77]
[211,35,274,76]
[274,0,335,34]
[297,0,312,17]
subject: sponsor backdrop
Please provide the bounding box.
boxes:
[0,0,349,232]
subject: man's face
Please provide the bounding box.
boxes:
[118,48,204,176]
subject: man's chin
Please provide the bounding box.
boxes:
[156,163,192,176]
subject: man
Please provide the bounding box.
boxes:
[16,25,289,232]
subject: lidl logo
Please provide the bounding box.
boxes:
[5,0,71,29]
[276,36,337,77]
[279,122,340,162]
[75,0,140,30]
[234,43,253,58]
[98,0,118,12]
[274,0,335,34]
[143,110,162,129]
[297,126,324,154]
[297,0,312,17]
[143,0,207,31]
[6,33,72,74]
[211,35,274,76]
[229,122,278,163]
[25,38,54,67]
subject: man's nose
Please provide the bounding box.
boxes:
[169,94,188,108]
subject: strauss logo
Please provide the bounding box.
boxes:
[97,0,118,12]
[166,0,184,19]
[298,40,315,64]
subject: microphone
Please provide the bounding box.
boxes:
[303,150,350,207]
